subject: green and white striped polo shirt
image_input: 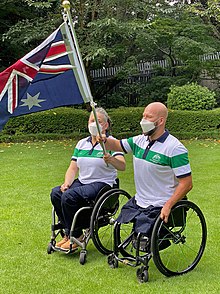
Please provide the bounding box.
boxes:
[120,131,191,208]
[72,136,123,186]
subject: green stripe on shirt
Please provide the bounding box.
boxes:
[73,148,114,158]
[133,145,189,168]
[134,148,171,166]
[73,149,104,158]
[171,152,189,168]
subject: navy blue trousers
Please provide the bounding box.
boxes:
[117,197,162,236]
[50,179,108,237]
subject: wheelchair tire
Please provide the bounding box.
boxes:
[108,253,118,268]
[79,250,87,265]
[47,243,55,254]
[151,200,207,277]
[114,221,136,258]
[137,266,149,283]
[90,188,131,255]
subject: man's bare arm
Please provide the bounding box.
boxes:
[160,175,193,223]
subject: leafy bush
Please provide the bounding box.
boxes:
[213,89,220,108]
[1,107,220,142]
[1,108,90,136]
[167,82,216,110]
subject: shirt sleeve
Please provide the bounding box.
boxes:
[71,141,80,161]
[171,144,191,178]
[120,137,134,154]
[108,135,125,155]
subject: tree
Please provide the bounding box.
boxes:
[1,0,220,103]
[186,0,220,39]
[0,0,62,69]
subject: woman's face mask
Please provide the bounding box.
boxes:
[140,118,157,136]
[88,121,102,136]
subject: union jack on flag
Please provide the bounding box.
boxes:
[0,22,91,131]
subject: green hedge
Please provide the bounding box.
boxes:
[0,107,219,142]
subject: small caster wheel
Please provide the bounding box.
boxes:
[107,254,118,268]
[47,243,55,254]
[79,250,87,265]
[137,266,149,283]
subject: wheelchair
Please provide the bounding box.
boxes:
[107,198,207,283]
[47,180,131,264]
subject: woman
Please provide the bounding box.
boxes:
[50,107,126,250]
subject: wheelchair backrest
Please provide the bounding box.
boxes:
[97,178,120,199]
[113,178,119,189]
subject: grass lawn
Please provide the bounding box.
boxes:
[0,139,219,293]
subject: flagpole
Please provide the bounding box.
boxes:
[62,0,92,100]
[61,0,107,155]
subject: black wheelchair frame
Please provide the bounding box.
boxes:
[47,182,131,264]
[107,199,207,283]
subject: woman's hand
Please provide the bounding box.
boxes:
[103,153,112,164]
[97,134,107,144]
[60,183,69,193]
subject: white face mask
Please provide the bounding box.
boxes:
[140,118,156,135]
[88,122,102,136]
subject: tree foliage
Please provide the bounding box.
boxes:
[1,0,220,103]
[0,0,61,68]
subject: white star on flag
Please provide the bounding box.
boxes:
[20,93,46,110]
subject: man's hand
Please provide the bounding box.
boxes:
[160,205,171,223]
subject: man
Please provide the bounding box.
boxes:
[99,102,192,235]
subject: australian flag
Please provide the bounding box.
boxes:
[0,22,92,131]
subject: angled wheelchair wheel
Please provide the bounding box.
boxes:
[151,200,207,277]
[114,221,137,258]
[114,221,152,261]
[90,189,131,255]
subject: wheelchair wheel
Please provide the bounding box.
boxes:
[137,266,149,283]
[90,189,131,255]
[47,243,55,254]
[108,253,118,268]
[151,200,207,277]
[114,221,137,258]
[79,250,87,265]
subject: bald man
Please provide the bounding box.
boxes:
[101,102,192,237]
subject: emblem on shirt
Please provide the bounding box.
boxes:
[151,154,161,164]
[97,151,104,157]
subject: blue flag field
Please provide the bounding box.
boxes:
[0,22,91,131]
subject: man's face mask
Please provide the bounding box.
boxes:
[88,122,102,136]
[140,118,158,136]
